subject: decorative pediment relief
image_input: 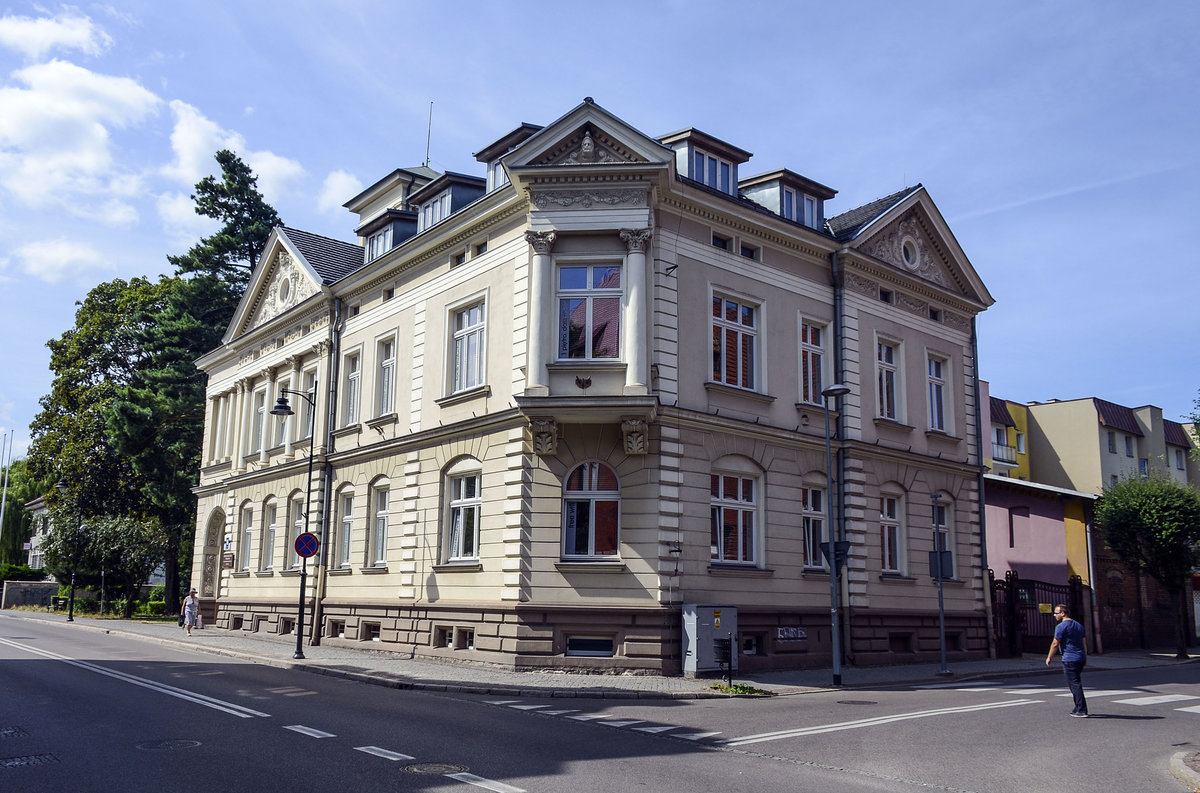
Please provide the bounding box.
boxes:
[533,126,647,167]
[247,250,318,332]
[863,215,951,289]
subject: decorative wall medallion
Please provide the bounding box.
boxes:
[530,419,558,455]
[622,418,648,455]
[865,216,948,287]
[248,250,317,331]
[530,189,645,209]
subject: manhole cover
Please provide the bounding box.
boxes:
[136,740,202,751]
[0,727,28,739]
[403,762,468,775]
[837,700,878,705]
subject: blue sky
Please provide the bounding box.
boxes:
[1,1,1197,458]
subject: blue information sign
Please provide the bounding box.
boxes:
[295,532,319,558]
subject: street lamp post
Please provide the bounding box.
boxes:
[270,381,318,660]
[821,383,851,686]
[55,481,82,623]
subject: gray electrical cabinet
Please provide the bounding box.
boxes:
[682,604,738,676]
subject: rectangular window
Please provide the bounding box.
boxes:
[693,150,733,193]
[372,488,388,566]
[1139,458,1148,477]
[562,463,620,558]
[927,356,946,431]
[251,390,266,453]
[262,504,276,570]
[338,494,353,569]
[800,322,823,405]
[712,296,757,390]
[1107,431,1116,454]
[474,240,488,256]
[240,509,253,571]
[1125,436,1134,457]
[711,232,731,251]
[274,379,291,447]
[290,500,303,569]
[377,339,395,416]
[801,487,825,569]
[1016,432,1026,454]
[739,243,758,260]
[1177,449,1186,470]
[804,195,816,227]
[881,496,901,574]
[877,342,898,420]
[487,160,509,192]
[418,191,452,232]
[447,474,481,561]
[343,353,360,425]
[300,369,316,439]
[557,264,622,360]
[710,474,756,564]
[933,502,953,578]
[452,303,486,392]
[366,227,392,261]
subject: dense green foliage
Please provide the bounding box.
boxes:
[1095,475,1200,658]
[1,458,53,566]
[0,563,46,581]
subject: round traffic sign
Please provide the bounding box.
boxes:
[295,532,319,558]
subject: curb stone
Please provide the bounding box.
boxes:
[1171,752,1200,792]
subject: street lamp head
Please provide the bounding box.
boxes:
[822,383,851,399]
[270,394,295,417]
[56,480,68,494]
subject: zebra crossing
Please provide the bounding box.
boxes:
[913,680,1200,714]
[483,700,722,742]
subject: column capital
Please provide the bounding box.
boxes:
[619,227,653,253]
[525,230,557,254]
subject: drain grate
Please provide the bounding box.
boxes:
[0,728,28,739]
[1,754,58,768]
[403,762,468,775]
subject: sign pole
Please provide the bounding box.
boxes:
[292,532,320,660]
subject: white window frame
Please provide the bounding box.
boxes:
[712,293,759,391]
[262,503,277,571]
[343,352,361,426]
[300,368,317,439]
[377,337,396,416]
[289,498,303,569]
[1176,449,1186,470]
[1124,436,1134,457]
[933,499,955,579]
[693,149,734,194]
[447,472,482,562]
[239,507,253,571]
[418,190,452,232]
[337,492,353,569]
[801,486,825,569]
[1107,431,1116,454]
[452,301,486,393]
[371,486,389,566]
[710,472,758,565]
[562,462,621,560]
[366,226,392,261]
[556,262,623,361]
[274,378,291,447]
[876,339,900,420]
[880,495,903,574]
[487,159,509,192]
[251,389,267,453]
[799,320,824,405]
[1016,432,1026,454]
[927,354,947,432]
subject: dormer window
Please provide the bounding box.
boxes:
[366,227,392,261]
[693,150,734,194]
[418,191,453,232]
[783,188,818,227]
[487,160,509,192]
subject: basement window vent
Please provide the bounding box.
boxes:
[565,636,614,657]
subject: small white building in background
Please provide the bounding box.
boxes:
[23,495,49,571]
[191,98,994,673]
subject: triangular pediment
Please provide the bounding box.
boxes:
[505,98,673,171]
[531,124,648,166]
[224,229,325,344]
[850,189,994,307]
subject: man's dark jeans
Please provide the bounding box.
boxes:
[1063,659,1088,714]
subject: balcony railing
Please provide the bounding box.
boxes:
[992,443,1017,464]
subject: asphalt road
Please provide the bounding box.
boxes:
[2,617,1196,792]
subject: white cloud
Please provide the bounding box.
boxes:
[156,190,218,249]
[14,239,113,284]
[0,11,113,60]
[0,59,160,223]
[318,170,363,215]
[161,100,304,205]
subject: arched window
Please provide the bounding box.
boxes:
[445,458,482,562]
[562,462,620,559]
[335,487,355,569]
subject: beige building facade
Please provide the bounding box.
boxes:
[191,99,994,673]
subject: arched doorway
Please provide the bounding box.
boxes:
[200,509,225,598]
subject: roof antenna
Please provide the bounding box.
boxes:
[424,101,433,168]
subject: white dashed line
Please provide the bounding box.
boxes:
[540,709,578,715]
[599,719,643,728]
[565,713,610,721]
[284,725,335,738]
[507,704,548,711]
[445,771,526,792]
[633,725,677,733]
[1175,705,1200,714]
[354,746,414,761]
[1111,694,1200,706]
[676,731,722,741]
[1054,690,1138,698]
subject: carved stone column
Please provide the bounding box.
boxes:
[619,228,652,395]
[524,230,556,396]
[284,356,301,459]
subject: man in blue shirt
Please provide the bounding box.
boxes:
[1045,603,1089,717]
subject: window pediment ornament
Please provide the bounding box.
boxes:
[864,216,948,288]
[622,418,647,455]
[530,418,558,455]
[530,188,646,210]
[248,250,317,331]
[534,127,646,167]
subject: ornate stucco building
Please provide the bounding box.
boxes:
[191,98,994,672]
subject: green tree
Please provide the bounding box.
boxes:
[41,511,166,617]
[168,149,281,293]
[1094,475,1200,658]
[0,458,54,566]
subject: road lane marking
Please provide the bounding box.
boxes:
[1175,705,1200,714]
[565,713,609,721]
[355,746,414,760]
[507,704,548,710]
[1111,694,1200,706]
[445,772,525,792]
[914,680,1002,689]
[284,724,335,737]
[599,719,643,727]
[0,637,270,719]
[633,725,677,733]
[485,700,519,705]
[539,709,578,715]
[724,699,1041,746]
[676,731,721,741]
[1054,690,1139,698]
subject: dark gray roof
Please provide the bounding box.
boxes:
[826,185,920,241]
[1093,398,1143,437]
[1164,419,1192,448]
[280,227,364,284]
[991,397,1016,427]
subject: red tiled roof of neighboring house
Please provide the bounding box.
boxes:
[990,397,1016,427]
[1093,398,1143,436]
[1164,419,1193,448]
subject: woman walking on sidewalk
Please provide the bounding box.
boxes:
[181,589,199,637]
[1046,603,1088,717]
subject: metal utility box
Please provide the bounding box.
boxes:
[682,604,738,676]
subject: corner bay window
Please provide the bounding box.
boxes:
[558,264,621,360]
[712,296,756,390]
[711,474,756,564]
[562,462,619,558]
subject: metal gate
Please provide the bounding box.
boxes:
[990,570,1083,657]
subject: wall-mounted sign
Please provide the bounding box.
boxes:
[221,552,235,569]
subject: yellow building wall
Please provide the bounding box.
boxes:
[1008,401,1032,481]
[1063,498,1090,584]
